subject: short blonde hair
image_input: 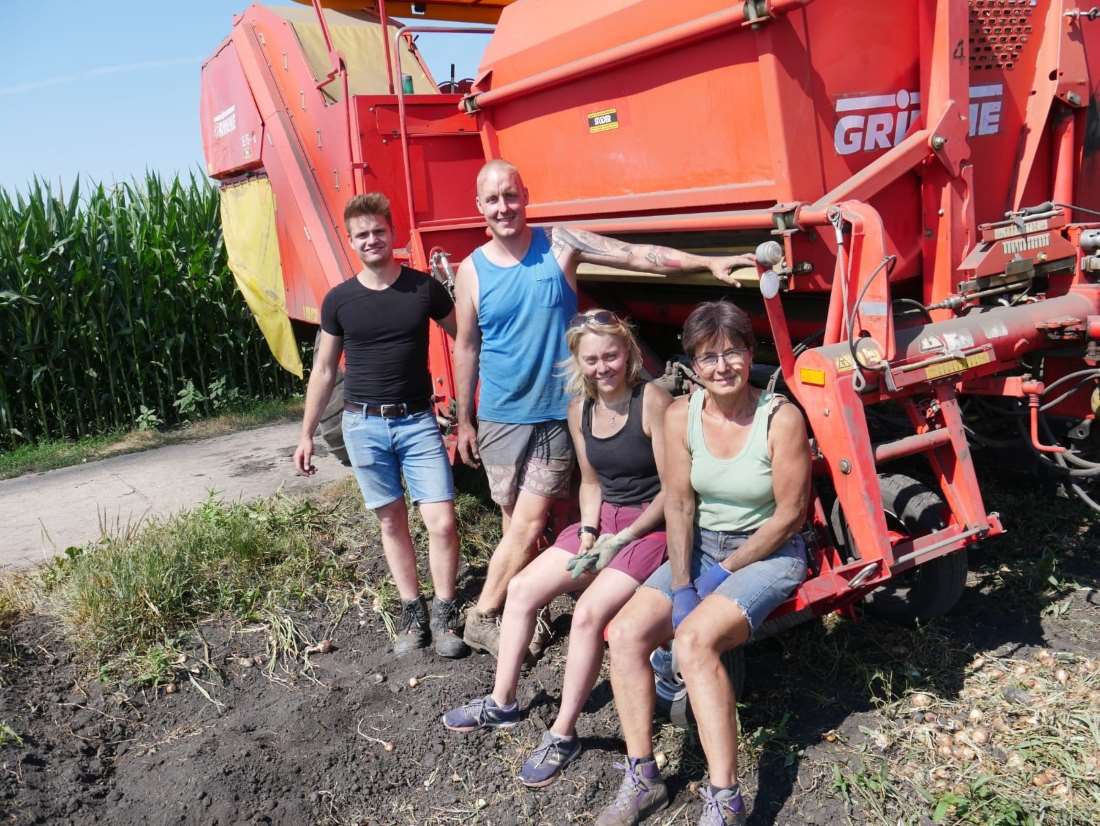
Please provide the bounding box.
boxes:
[561,310,644,400]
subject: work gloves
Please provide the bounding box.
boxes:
[566,530,633,578]
[671,563,732,627]
[671,586,700,628]
[695,562,731,598]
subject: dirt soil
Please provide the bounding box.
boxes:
[2,475,1098,826]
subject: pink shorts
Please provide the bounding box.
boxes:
[554,501,667,584]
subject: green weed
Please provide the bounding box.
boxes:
[0,722,23,748]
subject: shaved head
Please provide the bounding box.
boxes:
[476,159,522,194]
[474,158,529,240]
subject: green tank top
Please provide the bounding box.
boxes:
[688,389,778,533]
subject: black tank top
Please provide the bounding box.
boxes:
[582,382,661,505]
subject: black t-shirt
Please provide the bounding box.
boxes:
[320,267,453,405]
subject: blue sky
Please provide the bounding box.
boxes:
[0,1,487,195]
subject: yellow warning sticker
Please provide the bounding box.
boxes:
[835,354,855,373]
[800,368,826,386]
[587,108,619,133]
[925,350,992,380]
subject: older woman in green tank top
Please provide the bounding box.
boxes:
[594,301,811,826]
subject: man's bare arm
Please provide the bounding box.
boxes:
[452,258,482,466]
[293,331,342,475]
[550,226,754,285]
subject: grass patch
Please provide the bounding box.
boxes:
[0,397,303,480]
[23,469,501,685]
[39,492,360,677]
[0,574,33,629]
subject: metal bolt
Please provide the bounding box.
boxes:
[839,459,851,474]
[1067,91,1082,106]
[931,135,947,150]
[823,408,831,417]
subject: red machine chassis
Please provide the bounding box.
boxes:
[200,0,1100,630]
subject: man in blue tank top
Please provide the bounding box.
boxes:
[453,159,756,656]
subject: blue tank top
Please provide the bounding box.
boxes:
[473,228,577,423]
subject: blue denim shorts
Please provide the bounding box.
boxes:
[341,409,454,510]
[644,528,807,638]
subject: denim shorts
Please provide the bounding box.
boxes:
[341,409,454,510]
[644,528,807,639]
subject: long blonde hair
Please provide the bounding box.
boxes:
[560,310,644,400]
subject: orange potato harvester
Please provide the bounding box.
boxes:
[201,0,1100,640]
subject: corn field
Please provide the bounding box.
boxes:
[0,174,301,448]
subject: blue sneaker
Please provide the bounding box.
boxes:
[441,695,519,732]
[517,730,581,787]
[698,785,747,826]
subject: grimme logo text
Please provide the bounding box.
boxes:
[833,85,1003,155]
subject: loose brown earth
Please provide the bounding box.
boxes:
[2,466,1098,825]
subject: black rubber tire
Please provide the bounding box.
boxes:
[831,473,968,624]
[313,332,350,466]
[653,645,746,729]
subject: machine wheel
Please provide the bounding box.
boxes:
[652,644,746,729]
[313,333,350,466]
[831,473,968,624]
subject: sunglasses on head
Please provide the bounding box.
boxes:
[568,310,620,329]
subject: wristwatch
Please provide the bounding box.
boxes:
[577,525,599,539]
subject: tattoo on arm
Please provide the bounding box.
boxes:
[553,226,632,265]
[644,248,683,270]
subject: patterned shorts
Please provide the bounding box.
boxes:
[476,419,575,508]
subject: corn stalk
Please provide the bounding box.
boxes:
[0,173,300,448]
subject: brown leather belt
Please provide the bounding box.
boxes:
[342,399,432,418]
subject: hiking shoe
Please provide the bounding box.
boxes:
[518,730,581,787]
[594,757,669,825]
[698,785,747,826]
[526,605,553,663]
[430,597,467,658]
[441,694,519,732]
[463,607,502,656]
[393,597,429,655]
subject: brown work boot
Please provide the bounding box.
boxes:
[430,597,468,659]
[463,607,502,656]
[393,597,430,656]
[526,605,553,663]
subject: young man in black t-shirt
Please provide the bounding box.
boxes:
[293,193,466,658]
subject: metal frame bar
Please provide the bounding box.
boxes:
[392,24,497,238]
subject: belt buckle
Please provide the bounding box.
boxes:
[379,402,406,418]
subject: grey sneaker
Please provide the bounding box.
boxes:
[393,597,429,655]
[430,597,468,658]
[441,694,520,732]
[463,607,502,656]
[594,758,669,825]
[698,785,747,826]
[518,730,581,787]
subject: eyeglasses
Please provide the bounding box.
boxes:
[568,310,620,329]
[693,347,749,369]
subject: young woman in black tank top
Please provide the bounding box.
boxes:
[442,310,673,788]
